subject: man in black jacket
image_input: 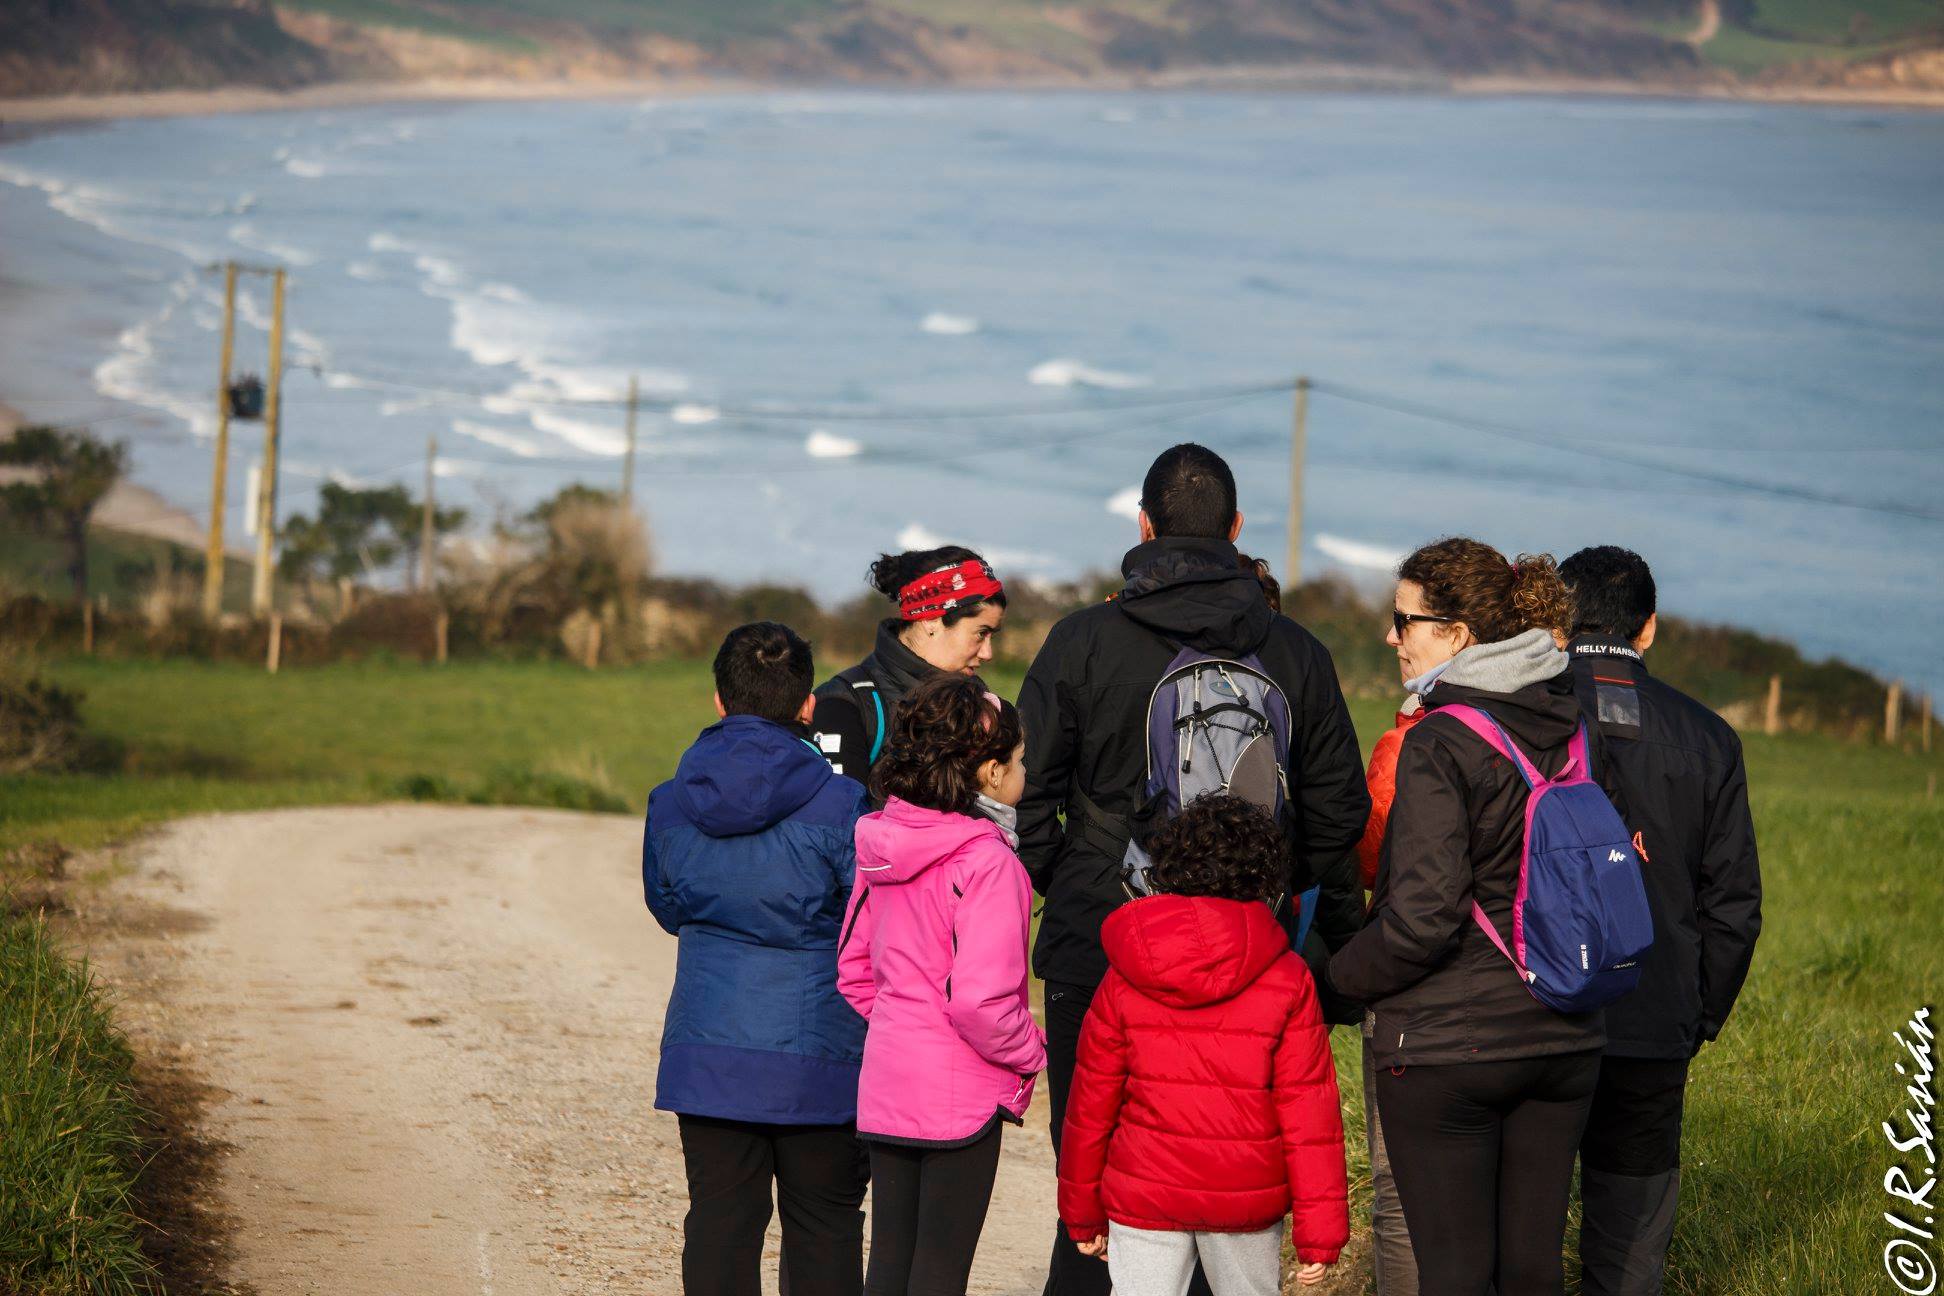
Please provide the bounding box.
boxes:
[1560,546,1763,1296]
[1018,443,1370,1296]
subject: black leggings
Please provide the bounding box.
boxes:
[678,1115,869,1296]
[1375,1051,1602,1296]
[864,1124,1003,1296]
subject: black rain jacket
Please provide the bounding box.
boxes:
[1017,535,1370,990]
[810,619,943,786]
[1568,634,1763,1058]
[1327,668,1607,1067]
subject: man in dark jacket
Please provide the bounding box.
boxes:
[645,622,872,1296]
[1560,547,1762,1296]
[1018,443,1370,1296]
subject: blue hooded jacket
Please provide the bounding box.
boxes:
[645,714,870,1124]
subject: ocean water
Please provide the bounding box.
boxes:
[1,91,1940,692]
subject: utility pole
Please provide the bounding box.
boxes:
[418,431,437,592]
[621,373,640,508]
[250,267,287,617]
[1285,375,1309,590]
[204,260,238,619]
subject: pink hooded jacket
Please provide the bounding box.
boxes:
[838,797,1048,1144]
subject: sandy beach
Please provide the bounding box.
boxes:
[2,66,1940,132]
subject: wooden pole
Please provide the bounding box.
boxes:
[1764,674,1782,736]
[337,576,355,619]
[203,260,238,620]
[584,618,601,670]
[417,432,436,592]
[82,600,95,655]
[1285,376,1308,590]
[251,267,286,617]
[266,611,282,674]
[1886,680,1902,745]
[621,373,639,508]
[435,610,449,665]
[1922,693,1932,755]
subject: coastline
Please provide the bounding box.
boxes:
[2,66,1941,132]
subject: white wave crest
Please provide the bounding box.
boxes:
[452,419,545,458]
[921,312,980,336]
[284,156,329,179]
[529,408,628,457]
[671,403,719,425]
[805,429,862,459]
[1105,486,1143,521]
[897,522,947,552]
[228,222,317,266]
[1029,359,1151,390]
[346,260,384,281]
[1315,533,1406,573]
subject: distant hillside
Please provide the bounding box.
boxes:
[1,0,1941,102]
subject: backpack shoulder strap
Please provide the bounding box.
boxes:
[848,677,887,765]
[1432,704,1543,789]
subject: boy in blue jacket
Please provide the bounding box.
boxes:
[645,621,871,1296]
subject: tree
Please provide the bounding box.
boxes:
[277,481,466,589]
[0,425,127,605]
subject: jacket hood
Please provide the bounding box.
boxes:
[1436,628,1568,695]
[1115,537,1273,655]
[673,715,832,837]
[854,797,1002,885]
[1102,894,1290,1008]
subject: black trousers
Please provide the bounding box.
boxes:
[678,1114,870,1296]
[1580,1056,1689,1176]
[1041,981,1212,1296]
[1376,1051,1602,1296]
[864,1123,1003,1296]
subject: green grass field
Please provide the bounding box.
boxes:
[2,656,1939,1292]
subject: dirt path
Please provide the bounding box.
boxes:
[78,805,1056,1295]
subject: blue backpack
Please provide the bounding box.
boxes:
[1436,704,1654,1014]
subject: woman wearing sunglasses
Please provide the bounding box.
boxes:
[1328,537,1596,1296]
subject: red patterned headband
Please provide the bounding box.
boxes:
[899,559,1003,622]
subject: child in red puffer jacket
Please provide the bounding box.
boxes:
[1057,794,1348,1295]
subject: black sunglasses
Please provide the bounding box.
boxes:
[1392,609,1455,635]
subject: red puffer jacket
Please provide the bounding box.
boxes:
[1354,702,1428,890]
[1056,895,1349,1264]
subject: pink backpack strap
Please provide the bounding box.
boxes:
[1433,704,1541,786]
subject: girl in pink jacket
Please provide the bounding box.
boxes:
[838,674,1047,1296]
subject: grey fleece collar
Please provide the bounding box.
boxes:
[1436,628,1568,695]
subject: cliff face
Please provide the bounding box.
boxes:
[0,0,333,97]
[0,0,1937,99]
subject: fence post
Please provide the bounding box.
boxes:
[82,600,95,656]
[267,611,282,675]
[435,610,449,666]
[337,577,355,618]
[1886,680,1902,745]
[1923,693,1933,755]
[584,619,602,671]
[1764,674,1781,736]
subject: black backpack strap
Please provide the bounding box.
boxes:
[1069,787,1132,860]
[844,674,886,765]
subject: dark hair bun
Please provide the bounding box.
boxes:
[866,545,986,602]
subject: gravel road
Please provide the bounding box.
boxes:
[79,805,1058,1295]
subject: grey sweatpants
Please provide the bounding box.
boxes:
[1106,1222,1283,1296]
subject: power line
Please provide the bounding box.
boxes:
[1309,379,1944,523]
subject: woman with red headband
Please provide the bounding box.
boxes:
[810,546,1007,783]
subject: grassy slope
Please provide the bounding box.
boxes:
[2,657,1939,1291]
[1700,0,1944,72]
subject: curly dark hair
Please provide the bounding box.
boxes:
[866,545,1007,627]
[1398,536,1572,646]
[1144,794,1286,903]
[871,674,1023,816]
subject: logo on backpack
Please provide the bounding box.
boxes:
[1434,705,1655,1014]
